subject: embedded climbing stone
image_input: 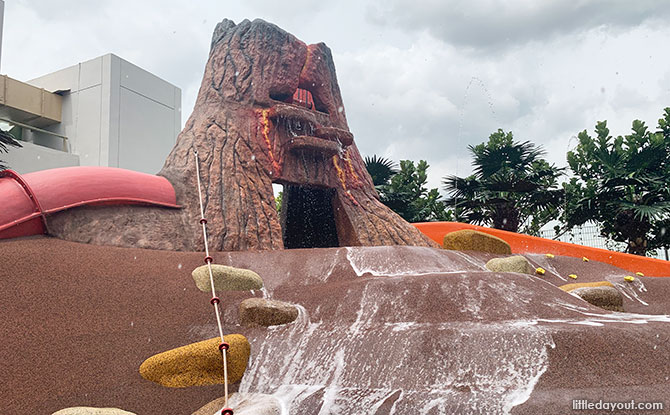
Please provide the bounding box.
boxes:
[442,230,511,254]
[52,408,136,415]
[485,255,534,274]
[192,264,263,292]
[559,281,614,292]
[570,286,625,312]
[192,393,282,415]
[139,335,250,387]
[239,298,299,327]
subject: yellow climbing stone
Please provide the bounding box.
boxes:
[568,274,578,279]
[582,256,589,262]
[442,229,511,254]
[139,334,250,388]
[624,275,636,282]
[559,280,614,292]
[635,272,644,277]
[545,253,555,258]
[535,267,546,275]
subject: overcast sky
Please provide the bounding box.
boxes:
[3,0,669,191]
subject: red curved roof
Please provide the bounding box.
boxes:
[0,166,179,240]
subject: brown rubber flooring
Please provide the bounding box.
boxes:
[1,236,669,414]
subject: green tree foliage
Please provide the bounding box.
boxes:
[0,128,22,170]
[274,190,283,213]
[365,157,452,222]
[443,129,563,235]
[563,108,670,256]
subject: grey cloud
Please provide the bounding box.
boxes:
[4,0,669,195]
[367,0,670,50]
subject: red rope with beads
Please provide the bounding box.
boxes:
[194,151,233,415]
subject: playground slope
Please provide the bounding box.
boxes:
[414,222,670,277]
[0,167,179,240]
[1,236,669,414]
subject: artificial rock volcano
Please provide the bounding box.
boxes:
[48,18,434,251]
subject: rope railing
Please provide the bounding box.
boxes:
[194,150,233,415]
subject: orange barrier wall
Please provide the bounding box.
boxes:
[413,222,670,277]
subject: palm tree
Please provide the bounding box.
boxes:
[365,156,452,222]
[0,128,22,170]
[364,155,397,187]
[443,129,563,234]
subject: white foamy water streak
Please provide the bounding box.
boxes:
[613,278,649,306]
[239,285,555,414]
[345,246,486,277]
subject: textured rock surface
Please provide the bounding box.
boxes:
[46,18,436,251]
[192,393,281,415]
[443,229,512,254]
[239,298,299,327]
[570,286,625,311]
[52,408,136,415]
[192,264,263,292]
[139,335,250,387]
[559,280,615,292]
[4,237,670,414]
[485,255,534,274]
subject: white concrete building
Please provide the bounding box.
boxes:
[2,53,181,175]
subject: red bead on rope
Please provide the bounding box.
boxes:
[204,256,213,264]
[210,297,220,305]
[218,342,230,351]
[199,218,208,225]
[221,409,234,415]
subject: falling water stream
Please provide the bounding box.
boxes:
[235,247,559,415]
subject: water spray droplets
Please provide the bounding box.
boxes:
[457,76,498,143]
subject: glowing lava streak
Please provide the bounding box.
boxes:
[343,149,361,185]
[332,155,359,206]
[260,109,281,175]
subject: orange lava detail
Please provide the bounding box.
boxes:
[260,109,282,175]
[343,150,361,186]
[332,155,359,206]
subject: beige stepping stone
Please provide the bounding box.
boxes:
[52,408,136,415]
[139,334,250,387]
[239,298,299,327]
[570,286,624,312]
[485,255,534,274]
[558,281,614,292]
[192,264,263,292]
[192,393,281,415]
[442,229,511,254]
